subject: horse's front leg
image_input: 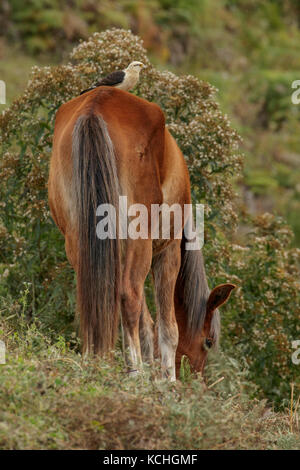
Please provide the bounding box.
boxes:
[152,240,181,381]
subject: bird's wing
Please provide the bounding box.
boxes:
[96,70,125,87]
[79,70,125,95]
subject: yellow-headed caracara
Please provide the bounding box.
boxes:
[80,61,144,95]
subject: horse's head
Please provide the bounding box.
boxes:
[176,283,236,376]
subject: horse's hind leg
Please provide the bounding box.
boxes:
[121,240,153,372]
[152,240,181,381]
[139,295,154,364]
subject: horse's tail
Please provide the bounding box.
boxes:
[177,228,220,343]
[72,114,121,354]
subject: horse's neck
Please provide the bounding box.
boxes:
[174,287,194,376]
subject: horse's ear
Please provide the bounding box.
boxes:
[206,283,236,319]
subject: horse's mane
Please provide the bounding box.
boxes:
[178,231,220,345]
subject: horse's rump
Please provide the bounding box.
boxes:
[51,88,167,356]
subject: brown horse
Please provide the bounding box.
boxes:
[48,86,235,381]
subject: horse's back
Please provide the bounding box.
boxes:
[50,88,166,215]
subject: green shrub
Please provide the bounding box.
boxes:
[205,213,300,404]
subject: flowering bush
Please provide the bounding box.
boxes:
[0,29,299,405]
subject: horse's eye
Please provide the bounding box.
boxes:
[205,338,213,350]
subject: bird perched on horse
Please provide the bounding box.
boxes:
[80,61,144,95]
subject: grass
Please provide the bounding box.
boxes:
[0,314,299,450]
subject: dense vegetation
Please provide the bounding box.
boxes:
[1,0,300,243]
[1,27,299,405]
[0,1,299,449]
